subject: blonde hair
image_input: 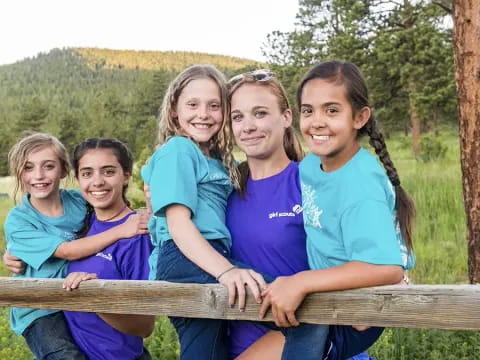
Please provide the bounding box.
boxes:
[228,70,304,195]
[8,132,71,202]
[157,64,239,188]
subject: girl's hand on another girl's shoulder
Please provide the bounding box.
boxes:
[259,275,307,328]
[218,267,267,312]
[63,272,98,291]
[121,212,150,238]
[2,250,26,275]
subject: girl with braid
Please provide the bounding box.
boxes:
[259,61,415,358]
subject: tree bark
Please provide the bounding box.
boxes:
[453,0,480,284]
[409,95,421,157]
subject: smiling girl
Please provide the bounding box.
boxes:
[63,137,154,360]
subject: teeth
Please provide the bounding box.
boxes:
[91,191,108,196]
[33,183,48,188]
[312,135,329,141]
[193,124,211,129]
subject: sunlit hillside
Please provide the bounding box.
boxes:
[74,47,262,72]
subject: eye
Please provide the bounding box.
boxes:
[80,171,92,178]
[187,102,197,108]
[44,163,55,170]
[24,165,34,172]
[231,113,243,122]
[254,110,267,118]
[326,107,338,115]
[210,103,221,110]
[300,107,312,115]
[103,168,116,177]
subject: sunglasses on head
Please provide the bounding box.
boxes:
[228,69,274,86]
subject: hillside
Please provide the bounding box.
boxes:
[0,47,263,174]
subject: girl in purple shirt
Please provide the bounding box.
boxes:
[63,138,155,360]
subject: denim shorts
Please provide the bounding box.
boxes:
[23,311,87,360]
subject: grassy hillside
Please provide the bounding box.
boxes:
[74,47,261,72]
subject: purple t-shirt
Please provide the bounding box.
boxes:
[64,213,153,360]
[226,162,309,359]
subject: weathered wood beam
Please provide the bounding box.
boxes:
[1,277,479,330]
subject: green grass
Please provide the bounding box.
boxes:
[0,133,475,359]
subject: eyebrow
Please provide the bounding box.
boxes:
[79,165,117,171]
[300,102,342,107]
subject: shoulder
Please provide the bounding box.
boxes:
[159,136,201,156]
[346,148,392,201]
[60,189,86,206]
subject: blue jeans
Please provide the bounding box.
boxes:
[22,311,87,360]
[156,240,328,360]
[327,326,384,360]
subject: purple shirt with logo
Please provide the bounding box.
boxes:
[226,162,309,359]
[64,213,153,360]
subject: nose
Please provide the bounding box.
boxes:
[33,167,45,180]
[311,113,326,129]
[92,172,105,187]
[242,115,257,133]
[198,104,208,120]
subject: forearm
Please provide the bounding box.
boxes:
[98,313,155,338]
[167,205,232,278]
[171,220,232,278]
[295,261,403,295]
[54,226,124,261]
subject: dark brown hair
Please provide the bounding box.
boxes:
[297,60,415,251]
[73,138,133,237]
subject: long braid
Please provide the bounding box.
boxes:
[364,116,415,251]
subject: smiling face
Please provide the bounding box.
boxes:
[299,78,370,172]
[230,83,292,161]
[21,146,65,202]
[76,149,130,217]
[173,78,223,150]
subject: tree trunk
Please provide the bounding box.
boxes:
[453,0,480,284]
[433,111,440,137]
[409,97,421,157]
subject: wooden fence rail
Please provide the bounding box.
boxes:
[0,277,479,331]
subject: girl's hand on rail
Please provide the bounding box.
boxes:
[218,268,267,311]
[2,250,25,275]
[259,275,306,327]
[63,272,98,291]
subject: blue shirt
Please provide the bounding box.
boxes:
[141,136,233,278]
[64,213,153,360]
[300,148,415,271]
[4,189,86,335]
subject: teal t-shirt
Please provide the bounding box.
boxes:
[4,189,86,335]
[299,148,415,271]
[141,136,233,279]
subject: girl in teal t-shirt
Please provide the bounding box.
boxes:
[4,132,148,360]
[259,61,415,335]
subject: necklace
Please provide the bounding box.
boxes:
[97,204,130,222]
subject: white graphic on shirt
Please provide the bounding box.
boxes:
[95,252,113,261]
[301,182,323,228]
[292,204,303,214]
[268,204,302,219]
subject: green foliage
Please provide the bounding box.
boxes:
[418,134,448,162]
[144,317,179,359]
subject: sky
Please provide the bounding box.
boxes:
[0,0,299,66]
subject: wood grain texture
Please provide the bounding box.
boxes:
[1,277,479,330]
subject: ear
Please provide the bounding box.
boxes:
[170,110,178,119]
[282,109,293,128]
[123,172,131,185]
[353,106,371,130]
